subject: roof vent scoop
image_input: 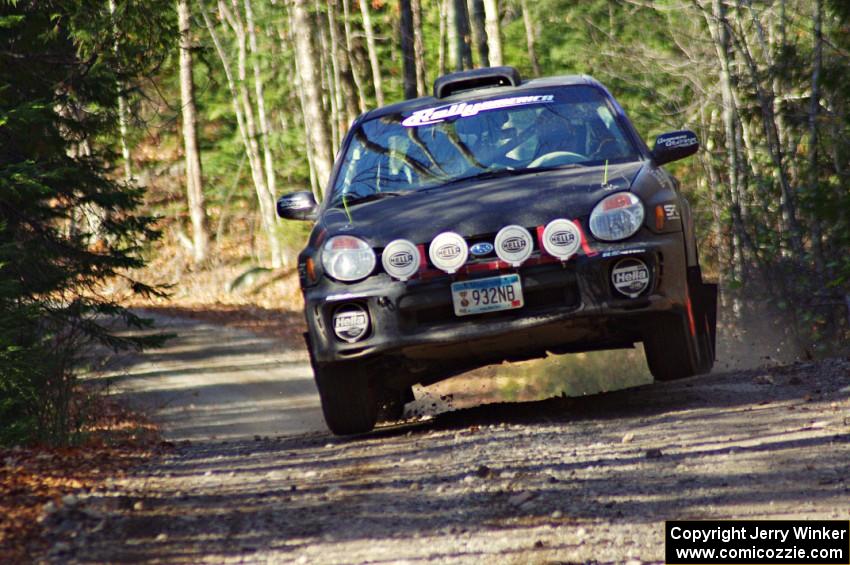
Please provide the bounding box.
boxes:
[433,66,522,99]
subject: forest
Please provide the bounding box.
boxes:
[1,0,849,445]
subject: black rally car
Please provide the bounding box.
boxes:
[278,67,717,435]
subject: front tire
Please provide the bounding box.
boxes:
[643,312,700,381]
[644,268,716,381]
[313,362,378,435]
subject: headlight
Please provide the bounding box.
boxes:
[589,192,645,241]
[321,236,376,282]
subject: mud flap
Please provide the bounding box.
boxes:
[695,282,718,361]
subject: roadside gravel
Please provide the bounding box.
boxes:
[43,316,850,564]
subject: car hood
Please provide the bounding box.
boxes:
[318,161,645,246]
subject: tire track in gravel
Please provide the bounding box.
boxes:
[47,314,850,564]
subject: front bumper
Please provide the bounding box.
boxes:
[303,231,688,367]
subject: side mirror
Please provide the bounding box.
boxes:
[276,191,318,221]
[651,130,699,166]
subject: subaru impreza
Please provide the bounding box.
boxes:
[277,67,717,435]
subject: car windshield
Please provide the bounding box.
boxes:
[330,85,640,206]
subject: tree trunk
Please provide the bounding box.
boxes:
[808,0,826,279]
[399,0,417,99]
[177,0,209,264]
[324,0,344,148]
[329,0,360,123]
[706,0,746,286]
[292,0,335,195]
[243,0,278,215]
[730,0,803,256]
[452,0,473,70]
[108,0,133,182]
[439,0,449,75]
[359,0,384,106]
[411,0,427,96]
[314,0,340,155]
[224,0,282,266]
[201,0,282,268]
[482,0,502,66]
[446,0,457,71]
[340,0,368,112]
[520,0,540,76]
[468,0,489,67]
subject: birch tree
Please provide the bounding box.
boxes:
[400,0,417,99]
[359,0,384,105]
[243,0,278,208]
[108,0,133,181]
[448,0,454,74]
[199,0,283,267]
[340,0,368,111]
[482,0,502,66]
[291,0,334,196]
[520,0,540,76]
[411,0,427,95]
[468,0,488,67]
[177,0,209,263]
[440,0,449,74]
[807,0,825,278]
[328,0,360,123]
[452,0,473,70]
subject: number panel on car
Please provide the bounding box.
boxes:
[451,274,524,317]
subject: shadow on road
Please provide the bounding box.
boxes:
[75,310,850,563]
[76,354,850,563]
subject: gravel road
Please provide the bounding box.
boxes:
[44,315,850,564]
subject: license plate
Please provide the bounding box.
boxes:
[451,274,524,317]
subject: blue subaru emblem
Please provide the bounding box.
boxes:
[470,242,494,256]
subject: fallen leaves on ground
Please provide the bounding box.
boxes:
[138,304,307,348]
[0,397,164,563]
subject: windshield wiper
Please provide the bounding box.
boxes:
[338,191,407,207]
[433,168,531,189]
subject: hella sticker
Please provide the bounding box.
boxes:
[390,252,413,267]
[494,225,533,267]
[503,237,526,252]
[470,242,494,256]
[611,258,650,298]
[333,304,370,343]
[429,232,468,274]
[437,244,461,260]
[550,231,575,246]
[542,219,581,261]
[382,239,420,280]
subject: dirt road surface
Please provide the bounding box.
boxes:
[44,314,850,564]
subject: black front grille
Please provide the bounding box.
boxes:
[397,263,579,331]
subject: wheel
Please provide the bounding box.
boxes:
[376,386,415,423]
[313,361,378,435]
[643,268,717,381]
[643,312,700,381]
